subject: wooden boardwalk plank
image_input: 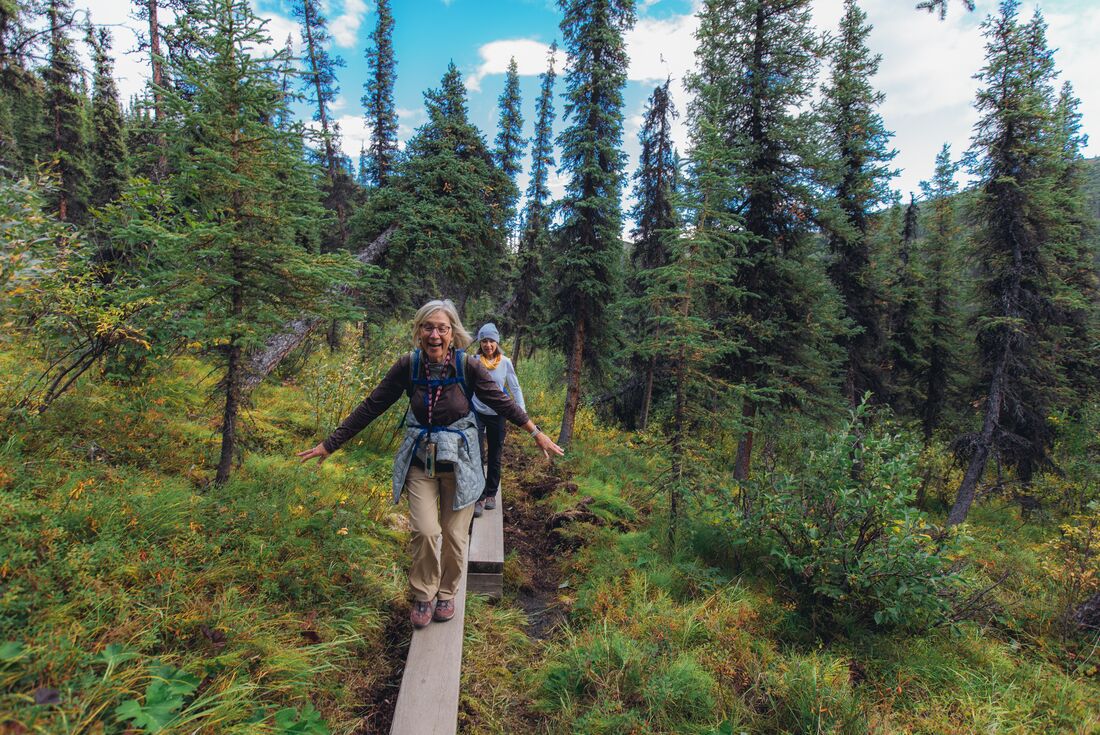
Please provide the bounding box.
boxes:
[468,488,504,574]
[389,572,467,735]
[389,481,507,734]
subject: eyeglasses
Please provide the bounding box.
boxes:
[420,324,452,335]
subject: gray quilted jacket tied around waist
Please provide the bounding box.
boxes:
[391,408,483,510]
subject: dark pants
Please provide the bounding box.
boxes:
[475,411,506,499]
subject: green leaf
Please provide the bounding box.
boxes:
[274,704,330,735]
[0,641,25,662]
[97,643,139,668]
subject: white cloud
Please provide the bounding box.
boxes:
[331,0,369,48]
[256,10,300,55]
[466,38,554,92]
[77,1,150,104]
[624,5,699,172]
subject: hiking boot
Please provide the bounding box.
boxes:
[433,598,456,622]
[483,494,497,511]
[410,600,434,629]
[473,499,485,518]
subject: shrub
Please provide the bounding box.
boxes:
[737,403,960,632]
[1044,502,1100,636]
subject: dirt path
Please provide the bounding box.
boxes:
[498,441,570,640]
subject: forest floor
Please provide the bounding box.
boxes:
[2,344,1099,734]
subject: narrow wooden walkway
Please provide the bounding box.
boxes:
[389,488,505,734]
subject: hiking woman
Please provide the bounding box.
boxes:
[470,323,525,518]
[297,300,563,629]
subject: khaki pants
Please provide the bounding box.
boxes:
[405,464,475,602]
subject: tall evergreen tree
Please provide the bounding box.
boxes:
[357,140,369,187]
[274,33,294,129]
[647,34,746,541]
[293,0,350,252]
[628,77,678,430]
[160,0,353,484]
[493,56,525,241]
[918,144,962,442]
[550,0,636,447]
[0,0,47,173]
[948,3,1065,525]
[1048,82,1100,406]
[816,0,897,406]
[86,23,128,210]
[884,192,928,417]
[130,0,169,177]
[362,0,397,188]
[698,0,843,479]
[379,62,510,309]
[510,42,557,361]
[43,0,89,223]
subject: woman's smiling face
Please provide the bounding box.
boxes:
[419,310,453,362]
[480,337,499,357]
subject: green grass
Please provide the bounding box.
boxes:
[0,345,408,733]
[3,338,1099,734]
[480,402,1100,734]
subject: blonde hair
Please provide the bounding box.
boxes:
[411,300,473,351]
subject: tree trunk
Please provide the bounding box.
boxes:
[669,351,685,547]
[240,225,394,393]
[558,318,586,447]
[512,331,522,366]
[733,400,757,481]
[639,355,656,431]
[326,319,341,350]
[216,340,241,485]
[147,0,166,177]
[669,276,690,546]
[947,344,1008,526]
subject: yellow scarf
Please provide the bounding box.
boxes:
[479,352,503,371]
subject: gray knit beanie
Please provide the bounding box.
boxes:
[477,323,501,342]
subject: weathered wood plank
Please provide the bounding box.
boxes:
[467,571,503,599]
[389,572,467,735]
[468,488,504,575]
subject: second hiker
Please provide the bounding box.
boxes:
[471,323,525,518]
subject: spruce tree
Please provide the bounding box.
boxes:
[86,24,128,210]
[816,0,897,406]
[511,42,557,361]
[948,2,1064,525]
[362,0,397,188]
[381,62,510,309]
[918,144,962,442]
[1048,82,1100,407]
[131,0,168,177]
[628,77,678,430]
[357,141,369,187]
[0,0,47,174]
[159,0,353,484]
[883,192,928,417]
[294,0,350,252]
[550,0,636,447]
[648,36,746,541]
[493,56,525,242]
[43,0,90,223]
[697,0,843,479]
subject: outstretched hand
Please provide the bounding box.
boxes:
[535,432,565,459]
[297,442,331,464]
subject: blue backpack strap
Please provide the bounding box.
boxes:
[455,348,474,402]
[407,348,423,398]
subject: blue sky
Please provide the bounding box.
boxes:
[87,0,1099,223]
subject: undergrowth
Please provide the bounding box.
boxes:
[0,341,408,734]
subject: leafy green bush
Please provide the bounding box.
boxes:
[737,404,961,632]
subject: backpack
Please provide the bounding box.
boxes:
[406,348,475,405]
